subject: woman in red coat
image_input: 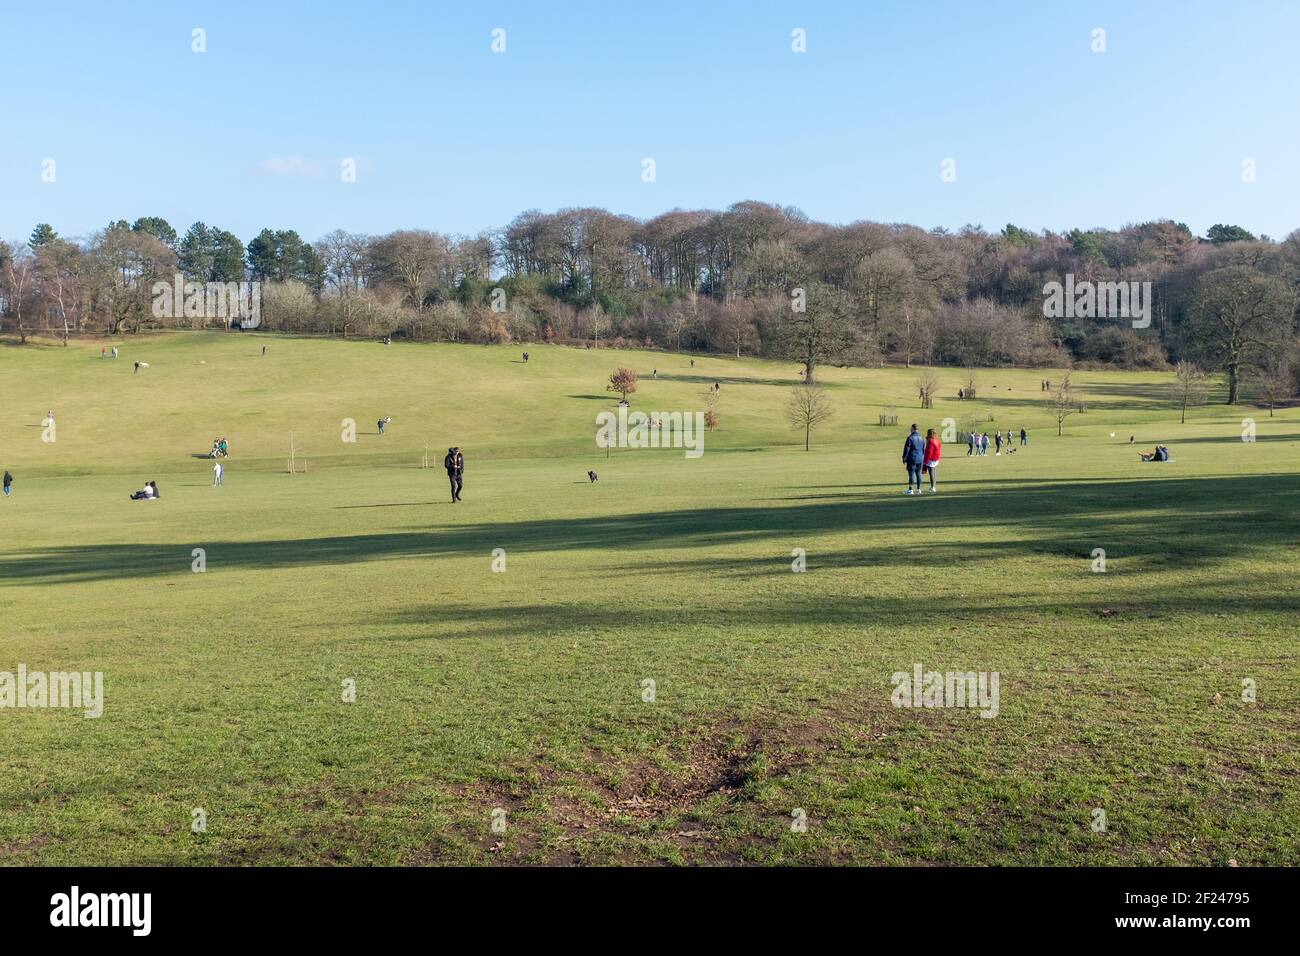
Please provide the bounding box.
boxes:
[923,429,942,493]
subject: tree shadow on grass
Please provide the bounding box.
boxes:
[655,373,804,388]
[1,473,1296,585]
[377,580,1300,641]
[1182,434,1300,444]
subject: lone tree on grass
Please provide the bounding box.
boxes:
[1051,373,1077,436]
[607,366,637,402]
[916,372,939,409]
[1172,361,1210,424]
[787,383,834,451]
[1189,265,1291,404]
[1250,348,1295,416]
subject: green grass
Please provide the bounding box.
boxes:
[1,331,1296,865]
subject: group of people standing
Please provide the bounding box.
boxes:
[967,428,1027,456]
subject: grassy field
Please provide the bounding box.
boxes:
[1,331,1297,865]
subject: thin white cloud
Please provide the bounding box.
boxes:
[257,156,326,178]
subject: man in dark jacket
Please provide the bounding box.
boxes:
[2,471,11,498]
[444,447,463,502]
[902,424,926,495]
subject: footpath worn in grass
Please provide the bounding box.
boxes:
[0,333,1297,865]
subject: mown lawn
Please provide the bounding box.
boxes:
[0,332,1296,864]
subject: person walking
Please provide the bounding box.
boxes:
[980,432,989,456]
[994,431,1003,455]
[213,461,223,486]
[444,447,464,502]
[378,417,386,436]
[1020,427,1028,447]
[923,428,942,493]
[3,471,11,498]
[902,424,926,496]
[966,432,975,457]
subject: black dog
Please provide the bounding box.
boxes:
[587,471,598,483]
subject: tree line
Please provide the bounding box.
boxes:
[3,203,1298,404]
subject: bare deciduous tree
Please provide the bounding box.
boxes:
[916,371,939,409]
[786,382,834,451]
[1191,265,1291,404]
[1,242,34,344]
[1051,373,1076,436]
[1171,360,1209,423]
[1250,348,1295,416]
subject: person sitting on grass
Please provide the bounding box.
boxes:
[130,480,159,500]
[1139,445,1169,462]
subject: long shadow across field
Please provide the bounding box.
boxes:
[378,581,1300,640]
[2,473,1297,584]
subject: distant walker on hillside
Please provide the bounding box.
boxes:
[444,447,464,502]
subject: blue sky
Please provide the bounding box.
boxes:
[4,0,1298,244]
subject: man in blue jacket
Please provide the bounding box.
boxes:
[902,424,926,495]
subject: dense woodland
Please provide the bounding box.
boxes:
[3,204,1298,403]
